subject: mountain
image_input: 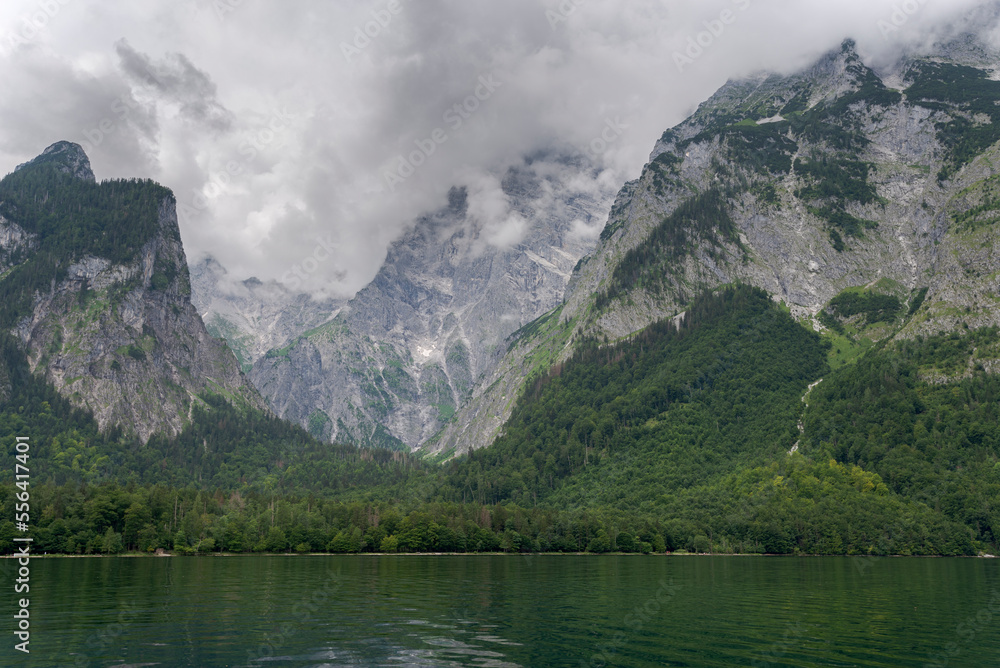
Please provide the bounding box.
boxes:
[245,159,615,449]
[0,142,263,442]
[190,256,346,373]
[430,34,1000,456]
[6,30,1000,557]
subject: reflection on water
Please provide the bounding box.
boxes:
[20,555,1000,667]
[248,611,523,667]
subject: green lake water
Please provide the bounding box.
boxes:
[9,555,1000,667]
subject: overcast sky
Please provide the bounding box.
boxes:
[0,0,995,298]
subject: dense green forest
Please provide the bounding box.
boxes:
[1,154,998,557]
[0,161,173,264]
[3,285,993,557]
[447,287,828,506]
[0,484,670,556]
[596,189,740,308]
[803,328,1000,549]
[439,286,981,556]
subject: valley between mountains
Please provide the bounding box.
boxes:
[1,35,1000,557]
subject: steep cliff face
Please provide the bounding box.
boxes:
[0,215,33,276]
[0,142,264,442]
[429,36,1000,456]
[249,162,614,449]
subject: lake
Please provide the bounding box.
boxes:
[13,555,1000,666]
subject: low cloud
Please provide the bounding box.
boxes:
[0,0,995,297]
[115,39,233,132]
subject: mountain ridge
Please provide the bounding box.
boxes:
[428,34,1000,456]
[244,159,615,449]
[0,143,265,442]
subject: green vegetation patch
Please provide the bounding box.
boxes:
[827,290,903,325]
[951,174,1000,233]
[908,287,929,316]
[904,61,1000,181]
[900,326,1000,378]
[149,253,178,292]
[794,155,880,247]
[205,315,254,373]
[648,151,683,196]
[506,304,565,352]
[780,87,812,116]
[596,189,740,308]
[795,156,878,205]
[719,123,798,175]
[307,410,331,440]
[264,341,297,360]
[679,121,798,177]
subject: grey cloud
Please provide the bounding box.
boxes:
[0,48,158,180]
[0,0,997,299]
[115,39,233,132]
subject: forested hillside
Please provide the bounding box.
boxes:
[444,286,827,505]
[438,286,982,555]
[0,286,994,556]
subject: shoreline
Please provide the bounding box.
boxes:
[6,551,996,559]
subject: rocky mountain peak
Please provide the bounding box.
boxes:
[0,153,265,442]
[424,30,1000,456]
[15,141,96,182]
